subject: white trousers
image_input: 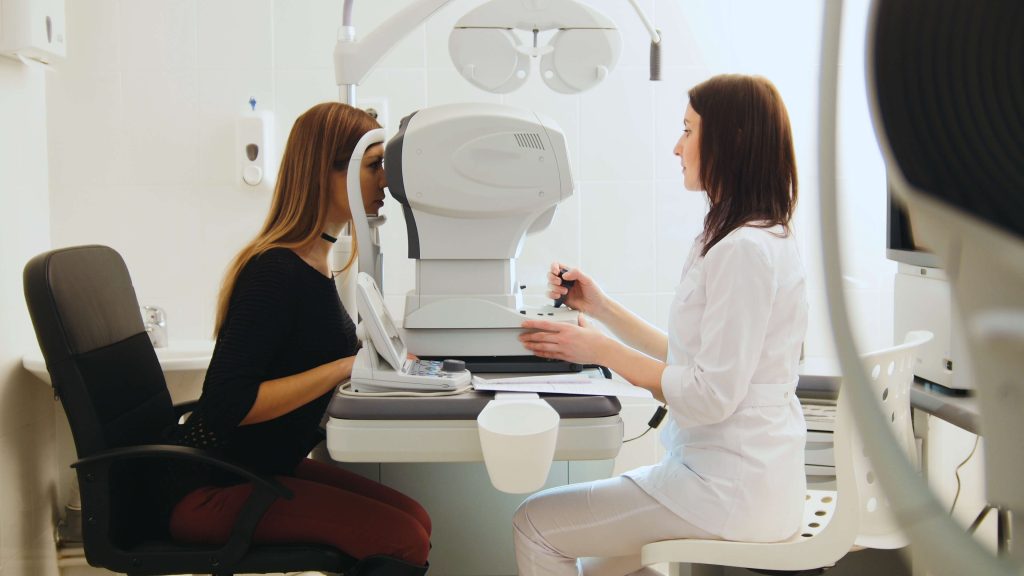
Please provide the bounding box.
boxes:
[512,476,715,576]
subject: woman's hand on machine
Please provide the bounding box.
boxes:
[520,314,608,365]
[546,262,606,319]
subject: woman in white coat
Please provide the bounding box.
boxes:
[514,74,808,576]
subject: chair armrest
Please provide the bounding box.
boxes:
[72,444,291,498]
[172,400,200,419]
[72,444,291,569]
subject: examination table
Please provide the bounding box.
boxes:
[324,388,623,576]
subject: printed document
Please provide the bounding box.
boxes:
[471,374,653,398]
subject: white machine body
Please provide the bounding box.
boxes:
[384,103,579,356]
[893,263,974,390]
[350,273,471,393]
[389,103,572,260]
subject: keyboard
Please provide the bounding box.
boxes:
[407,359,444,376]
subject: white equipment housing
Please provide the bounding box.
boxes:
[449,0,621,94]
[350,273,471,392]
[893,263,974,390]
[384,103,578,356]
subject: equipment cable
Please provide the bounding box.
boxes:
[949,435,981,515]
[623,404,667,443]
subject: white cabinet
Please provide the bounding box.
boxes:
[802,399,838,489]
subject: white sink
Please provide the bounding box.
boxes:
[150,340,216,372]
[23,339,215,403]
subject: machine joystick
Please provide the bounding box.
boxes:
[553,268,576,308]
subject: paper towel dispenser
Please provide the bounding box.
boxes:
[0,0,66,64]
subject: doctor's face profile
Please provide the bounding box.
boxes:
[674,104,702,192]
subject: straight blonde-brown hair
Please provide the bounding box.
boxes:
[213,102,381,335]
[689,75,799,256]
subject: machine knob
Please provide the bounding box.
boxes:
[442,359,467,372]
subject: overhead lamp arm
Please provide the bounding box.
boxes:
[626,0,661,80]
[626,0,661,44]
[335,0,452,103]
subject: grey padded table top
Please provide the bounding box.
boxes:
[795,372,979,435]
[329,371,978,433]
[328,389,621,421]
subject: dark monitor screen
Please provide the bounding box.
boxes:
[886,181,941,268]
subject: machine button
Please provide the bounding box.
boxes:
[442,359,467,372]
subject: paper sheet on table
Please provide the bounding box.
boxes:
[471,374,653,398]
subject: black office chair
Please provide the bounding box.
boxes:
[23,245,427,576]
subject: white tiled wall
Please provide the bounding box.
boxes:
[45,0,894,356]
[1,59,59,576]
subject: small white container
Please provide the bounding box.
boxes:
[0,0,66,63]
[477,395,560,494]
[236,108,275,190]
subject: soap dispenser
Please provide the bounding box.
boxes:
[236,97,275,190]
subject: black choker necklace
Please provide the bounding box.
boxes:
[320,232,338,244]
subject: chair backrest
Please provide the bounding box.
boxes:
[23,245,179,544]
[831,330,933,550]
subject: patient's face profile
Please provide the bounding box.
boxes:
[360,143,387,216]
[674,104,702,192]
[326,143,387,224]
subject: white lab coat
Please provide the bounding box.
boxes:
[624,224,808,542]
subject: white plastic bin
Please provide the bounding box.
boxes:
[477,397,560,493]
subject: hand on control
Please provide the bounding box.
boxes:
[547,262,606,318]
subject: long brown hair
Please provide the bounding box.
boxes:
[214,102,381,334]
[689,75,798,256]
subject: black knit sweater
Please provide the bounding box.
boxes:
[162,248,358,501]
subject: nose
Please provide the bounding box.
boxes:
[673,138,683,157]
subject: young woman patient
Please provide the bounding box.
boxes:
[162,102,430,566]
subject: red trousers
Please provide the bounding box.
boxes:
[169,458,431,565]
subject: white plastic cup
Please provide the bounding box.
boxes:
[477,399,560,494]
